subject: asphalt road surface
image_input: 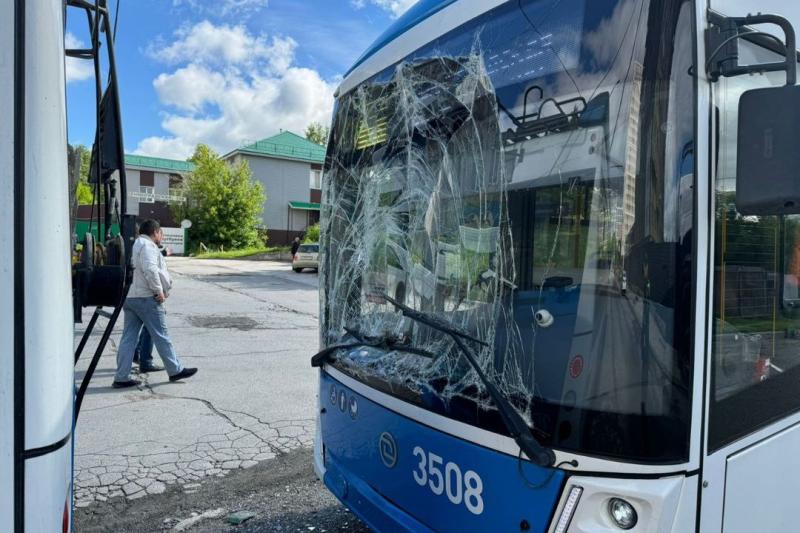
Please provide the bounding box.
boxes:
[74,448,369,533]
[72,257,368,531]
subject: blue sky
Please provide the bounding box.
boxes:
[65,0,414,159]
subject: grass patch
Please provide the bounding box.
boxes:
[194,246,289,260]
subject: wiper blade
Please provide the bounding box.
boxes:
[382,294,556,468]
[311,326,435,367]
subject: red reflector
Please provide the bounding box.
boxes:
[63,496,70,533]
[569,355,584,379]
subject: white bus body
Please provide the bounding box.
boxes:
[2,1,76,532]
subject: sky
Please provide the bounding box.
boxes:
[65,0,417,160]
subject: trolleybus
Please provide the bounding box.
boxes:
[313,0,800,531]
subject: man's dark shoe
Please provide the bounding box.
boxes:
[169,368,198,382]
[139,363,165,372]
[112,379,141,389]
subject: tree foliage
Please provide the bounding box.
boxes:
[172,144,266,250]
[303,222,320,243]
[304,122,330,146]
[69,144,94,205]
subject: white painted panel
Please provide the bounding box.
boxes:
[25,443,72,533]
[24,0,73,448]
[161,227,185,255]
[155,171,169,195]
[546,475,686,533]
[0,1,16,529]
[723,422,800,533]
[126,169,141,216]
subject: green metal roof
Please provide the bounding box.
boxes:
[125,154,195,173]
[234,131,326,163]
[288,201,321,211]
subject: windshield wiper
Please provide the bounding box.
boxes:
[382,294,556,468]
[311,326,435,367]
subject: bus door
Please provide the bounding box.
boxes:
[701,3,800,531]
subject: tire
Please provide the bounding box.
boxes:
[293,268,303,273]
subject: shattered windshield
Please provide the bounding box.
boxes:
[321,0,695,462]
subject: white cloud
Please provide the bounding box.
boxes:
[65,32,93,83]
[351,0,416,18]
[152,64,227,112]
[149,20,296,74]
[135,21,335,160]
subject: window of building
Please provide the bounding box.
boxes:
[310,169,322,189]
[139,185,155,203]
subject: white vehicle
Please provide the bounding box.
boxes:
[293,243,320,272]
[3,1,131,531]
[313,1,800,532]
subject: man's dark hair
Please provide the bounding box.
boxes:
[139,219,161,237]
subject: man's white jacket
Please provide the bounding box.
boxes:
[129,235,173,298]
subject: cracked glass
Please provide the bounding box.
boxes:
[321,0,695,462]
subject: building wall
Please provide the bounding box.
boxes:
[125,167,183,226]
[126,169,140,216]
[240,155,312,233]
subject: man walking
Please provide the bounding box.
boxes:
[113,219,197,388]
[132,242,171,372]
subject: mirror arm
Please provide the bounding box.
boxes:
[707,10,798,86]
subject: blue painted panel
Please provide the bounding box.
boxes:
[320,371,565,532]
[345,0,460,76]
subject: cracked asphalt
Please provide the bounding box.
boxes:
[72,258,368,531]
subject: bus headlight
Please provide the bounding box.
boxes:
[607,498,637,529]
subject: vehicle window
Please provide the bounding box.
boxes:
[299,244,318,253]
[322,0,696,461]
[710,40,800,450]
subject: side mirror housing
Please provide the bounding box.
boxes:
[736,85,800,215]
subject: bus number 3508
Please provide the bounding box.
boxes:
[412,446,484,515]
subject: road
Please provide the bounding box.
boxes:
[72,257,368,531]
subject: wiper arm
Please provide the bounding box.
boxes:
[311,326,435,367]
[382,294,556,468]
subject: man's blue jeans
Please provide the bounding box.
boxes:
[116,297,183,381]
[134,328,154,367]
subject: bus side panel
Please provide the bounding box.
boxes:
[24,444,72,532]
[1,1,17,531]
[722,423,800,533]
[24,0,74,450]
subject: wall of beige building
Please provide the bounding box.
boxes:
[236,154,314,233]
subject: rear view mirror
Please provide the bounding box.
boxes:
[736,85,800,215]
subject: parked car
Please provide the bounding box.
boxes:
[293,243,319,272]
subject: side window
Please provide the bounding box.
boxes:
[710,41,800,450]
[310,169,322,189]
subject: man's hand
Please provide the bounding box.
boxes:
[154,292,166,303]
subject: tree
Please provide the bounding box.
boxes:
[303,222,320,243]
[305,122,330,146]
[67,144,95,235]
[76,147,94,204]
[172,144,266,251]
[68,144,94,206]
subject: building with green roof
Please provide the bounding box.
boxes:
[224,131,325,244]
[74,153,194,248]
[124,153,194,226]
